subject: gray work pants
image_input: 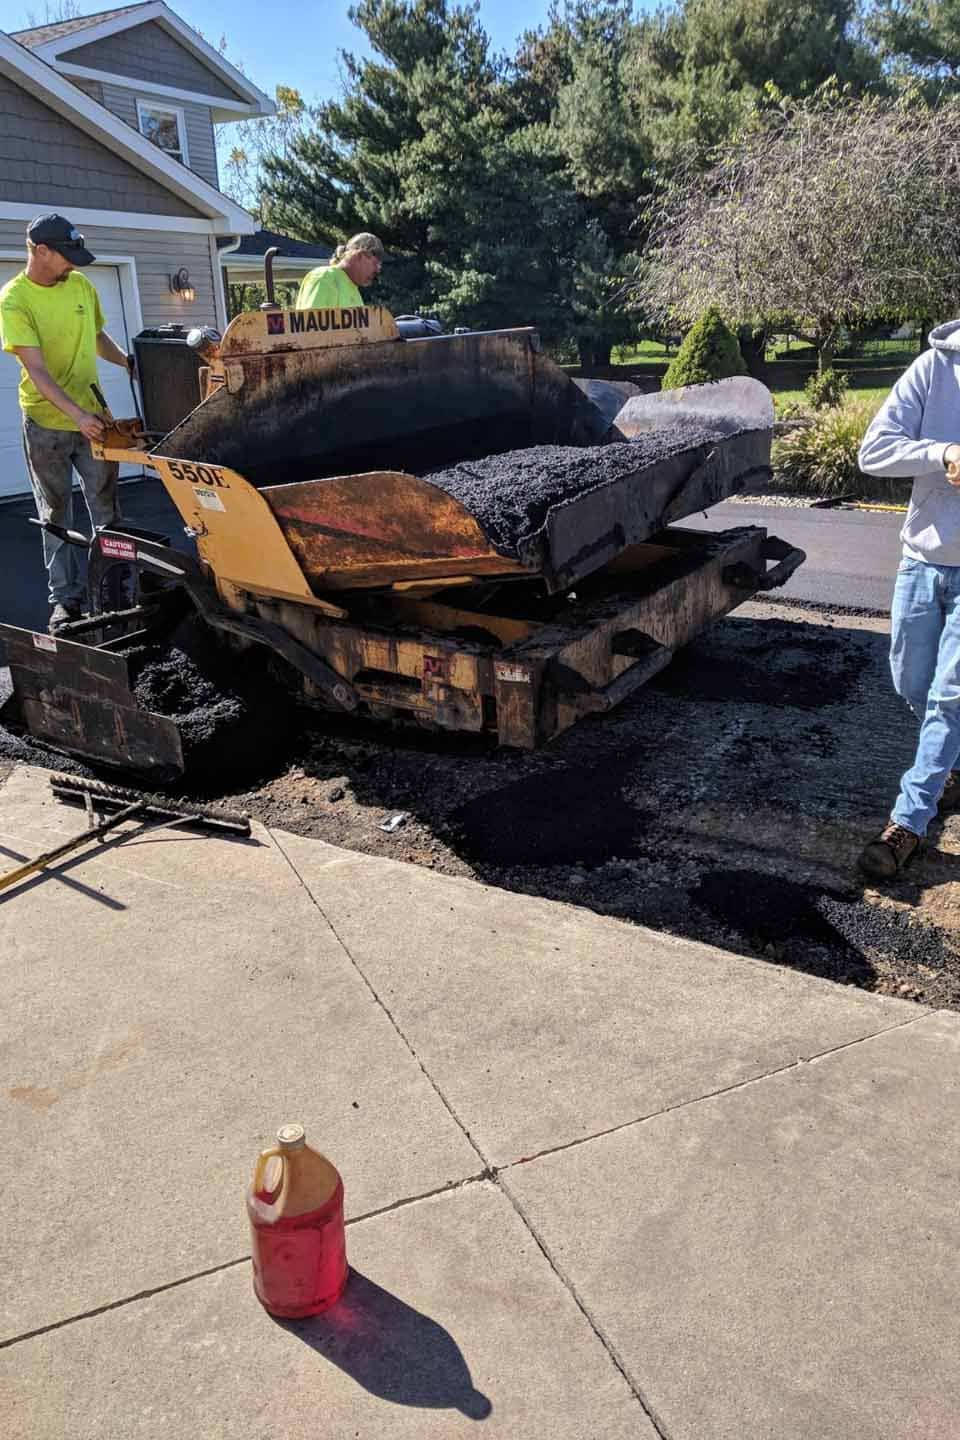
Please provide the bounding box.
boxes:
[22,418,120,607]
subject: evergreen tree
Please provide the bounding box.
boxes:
[661,307,747,389]
[869,0,960,87]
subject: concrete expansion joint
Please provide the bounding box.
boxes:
[493,1018,926,1177]
[267,826,489,1170]
[346,1169,494,1228]
[497,1177,674,1440]
[0,1254,251,1354]
[803,1010,932,1068]
[265,829,670,1424]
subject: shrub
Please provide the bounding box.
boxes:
[661,306,747,390]
[804,368,848,409]
[772,399,876,495]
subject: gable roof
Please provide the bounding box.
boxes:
[10,2,273,122]
[11,5,148,49]
[0,29,256,234]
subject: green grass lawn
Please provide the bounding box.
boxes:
[773,384,889,414]
[611,335,921,368]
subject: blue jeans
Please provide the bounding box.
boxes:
[22,418,119,607]
[890,556,960,835]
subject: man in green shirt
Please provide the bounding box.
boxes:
[295,232,385,311]
[0,214,133,633]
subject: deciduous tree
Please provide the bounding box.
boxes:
[633,90,960,369]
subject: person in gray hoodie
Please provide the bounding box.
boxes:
[856,321,960,879]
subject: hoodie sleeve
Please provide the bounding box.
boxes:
[858,354,950,477]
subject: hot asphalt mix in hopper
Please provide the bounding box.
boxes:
[0,299,804,782]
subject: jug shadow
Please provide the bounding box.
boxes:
[277,1268,492,1420]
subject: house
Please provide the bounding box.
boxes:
[219,228,333,306]
[0,1,277,497]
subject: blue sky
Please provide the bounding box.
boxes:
[5,1,653,109]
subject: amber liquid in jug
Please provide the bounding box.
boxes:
[247,1124,348,1317]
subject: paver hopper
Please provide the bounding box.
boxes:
[0,302,803,778]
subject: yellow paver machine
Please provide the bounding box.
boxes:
[0,301,804,780]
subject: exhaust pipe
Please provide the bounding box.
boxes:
[260,246,281,311]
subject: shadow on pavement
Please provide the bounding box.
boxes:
[278,1269,492,1419]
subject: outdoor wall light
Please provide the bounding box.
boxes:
[169,267,196,302]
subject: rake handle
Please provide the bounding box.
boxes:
[0,802,144,894]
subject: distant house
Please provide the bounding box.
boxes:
[218,228,333,313]
[0,1,276,497]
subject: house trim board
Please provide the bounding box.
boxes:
[0,203,236,237]
[221,256,326,275]
[211,234,237,332]
[55,65,262,118]
[0,33,256,231]
[23,1,272,116]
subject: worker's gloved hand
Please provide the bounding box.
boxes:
[126,352,136,376]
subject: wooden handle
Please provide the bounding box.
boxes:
[0,802,143,893]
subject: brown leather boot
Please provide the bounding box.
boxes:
[857,821,922,880]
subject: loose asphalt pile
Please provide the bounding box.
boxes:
[126,626,299,789]
[0,622,298,791]
[4,582,960,1014]
[422,419,743,554]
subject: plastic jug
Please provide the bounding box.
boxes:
[247,1123,348,1317]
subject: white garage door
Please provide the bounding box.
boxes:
[0,261,137,499]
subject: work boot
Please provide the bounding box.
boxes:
[857,820,922,881]
[48,602,82,635]
[940,770,960,814]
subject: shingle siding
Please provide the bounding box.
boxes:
[97,82,220,190]
[0,221,221,331]
[70,76,105,105]
[0,73,206,218]
[67,21,246,103]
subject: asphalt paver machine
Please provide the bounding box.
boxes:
[0,298,804,780]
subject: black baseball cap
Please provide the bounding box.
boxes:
[27,214,96,266]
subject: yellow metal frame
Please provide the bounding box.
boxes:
[218,305,399,361]
[149,454,328,607]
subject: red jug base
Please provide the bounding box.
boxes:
[255,1268,349,1319]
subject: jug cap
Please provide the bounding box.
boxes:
[276,1123,306,1150]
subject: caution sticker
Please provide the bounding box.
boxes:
[495,662,532,684]
[100,535,136,561]
[33,633,57,653]
[194,487,226,512]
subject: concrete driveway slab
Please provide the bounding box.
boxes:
[0,768,478,1342]
[503,1014,960,1440]
[793,1006,960,1147]
[276,833,916,1165]
[0,1182,653,1440]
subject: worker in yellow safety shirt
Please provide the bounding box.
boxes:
[295,233,385,310]
[0,213,133,634]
